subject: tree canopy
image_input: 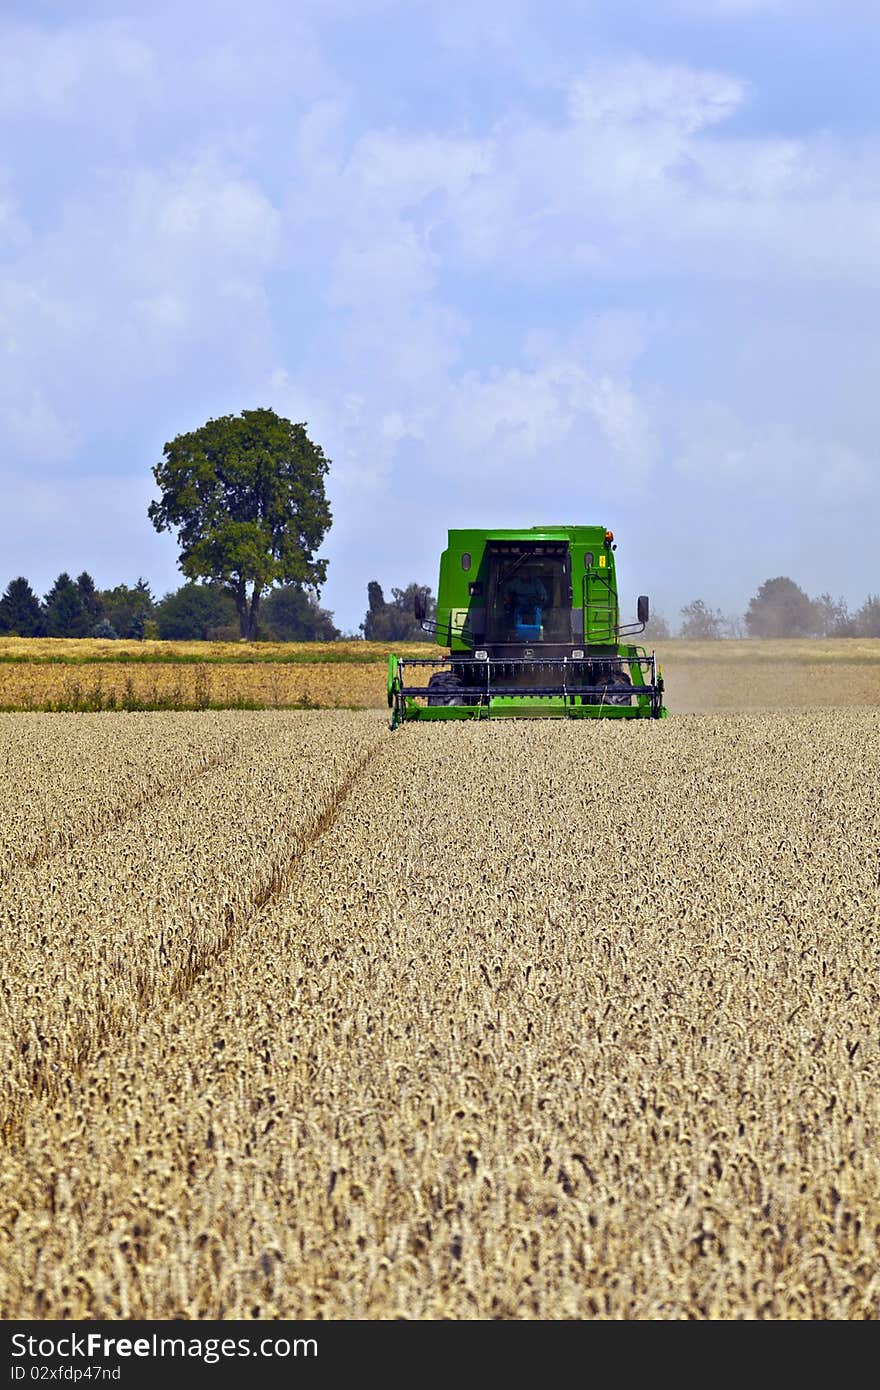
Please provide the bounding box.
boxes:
[76,572,102,624]
[43,573,90,638]
[261,584,340,641]
[96,580,154,640]
[0,577,44,636]
[360,581,435,641]
[745,577,818,638]
[148,408,332,641]
[855,594,880,638]
[641,610,671,641]
[679,598,724,640]
[154,584,238,641]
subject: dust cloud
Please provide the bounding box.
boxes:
[654,641,880,715]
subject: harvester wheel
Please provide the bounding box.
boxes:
[426,671,464,706]
[600,672,633,706]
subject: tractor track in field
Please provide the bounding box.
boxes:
[168,735,388,1000]
[1,732,389,1149]
[2,744,245,884]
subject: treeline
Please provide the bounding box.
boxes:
[0,572,434,643]
[3,569,878,643]
[0,574,341,642]
[647,577,880,640]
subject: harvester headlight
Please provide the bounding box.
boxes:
[475,649,488,660]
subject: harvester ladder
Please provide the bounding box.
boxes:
[583,573,617,644]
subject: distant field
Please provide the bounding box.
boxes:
[0,637,878,711]
[650,640,880,713]
[0,636,435,665]
[0,637,430,711]
[653,638,880,663]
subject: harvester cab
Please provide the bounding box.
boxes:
[389,525,666,727]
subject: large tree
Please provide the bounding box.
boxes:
[43,573,90,638]
[76,572,103,625]
[679,598,724,640]
[745,577,818,638]
[360,581,435,641]
[812,592,853,637]
[641,610,671,641]
[854,594,880,638]
[149,408,332,641]
[0,577,44,636]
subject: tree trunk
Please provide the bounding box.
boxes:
[246,587,262,642]
[235,582,249,641]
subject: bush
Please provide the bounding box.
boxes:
[154,584,238,640]
[262,584,340,641]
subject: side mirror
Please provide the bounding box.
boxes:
[637,595,650,625]
[414,590,427,623]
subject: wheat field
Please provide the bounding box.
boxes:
[0,638,878,712]
[1,707,879,1319]
[0,660,385,711]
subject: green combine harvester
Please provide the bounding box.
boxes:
[388,525,667,727]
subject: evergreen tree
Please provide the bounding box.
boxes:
[43,573,90,638]
[76,572,103,624]
[0,577,44,636]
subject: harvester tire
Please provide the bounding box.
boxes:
[427,672,464,706]
[600,672,633,706]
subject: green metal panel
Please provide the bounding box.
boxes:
[488,697,570,717]
[399,698,661,722]
[437,525,615,653]
[404,705,485,720]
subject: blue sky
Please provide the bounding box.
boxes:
[2,0,879,634]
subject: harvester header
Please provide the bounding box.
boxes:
[388,524,667,726]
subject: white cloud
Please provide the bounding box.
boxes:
[0,155,282,449]
[294,99,348,179]
[347,130,493,202]
[0,20,156,118]
[442,361,656,484]
[329,222,435,309]
[275,51,880,627]
[673,406,876,503]
[567,59,746,134]
[0,394,79,464]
